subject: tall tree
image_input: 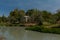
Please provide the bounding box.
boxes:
[26,9,42,25]
[18,10,25,23]
[1,14,7,23]
[8,9,25,24]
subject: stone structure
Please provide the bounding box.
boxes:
[24,16,29,23]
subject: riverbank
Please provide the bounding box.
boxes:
[1,22,60,34]
[0,23,26,27]
[25,25,60,34]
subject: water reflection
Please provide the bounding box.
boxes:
[0,27,60,40]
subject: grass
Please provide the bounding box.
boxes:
[25,25,60,34]
[0,23,25,27]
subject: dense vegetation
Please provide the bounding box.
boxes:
[0,8,60,26]
[0,8,60,34]
[0,9,60,34]
[26,25,60,34]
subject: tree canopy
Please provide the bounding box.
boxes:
[0,8,60,26]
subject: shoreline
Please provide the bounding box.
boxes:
[25,26,60,34]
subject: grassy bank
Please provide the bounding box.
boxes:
[25,25,60,34]
[0,23,25,27]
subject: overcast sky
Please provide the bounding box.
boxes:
[0,0,60,16]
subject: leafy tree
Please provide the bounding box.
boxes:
[26,9,43,25]
[9,9,19,24]
[1,14,7,23]
[8,9,25,24]
[41,11,52,22]
[18,10,25,23]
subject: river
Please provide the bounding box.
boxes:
[0,27,60,40]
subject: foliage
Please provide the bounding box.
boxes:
[26,25,60,34]
[8,9,25,24]
[0,8,60,26]
[26,9,42,25]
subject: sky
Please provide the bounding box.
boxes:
[0,0,60,16]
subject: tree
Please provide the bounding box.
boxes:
[9,9,19,24]
[8,9,25,24]
[1,14,7,23]
[18,10,25,23]
[41,10,52,22]
[26,9,43,25]
[53,10,60,23]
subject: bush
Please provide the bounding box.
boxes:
[26,25,60,34]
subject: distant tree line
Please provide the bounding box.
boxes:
[0,8,60,26]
